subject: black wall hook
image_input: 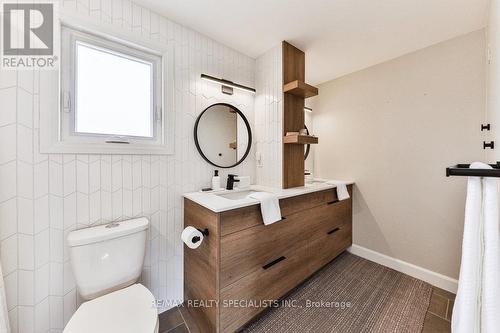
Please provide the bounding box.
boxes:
[484,141,495,149]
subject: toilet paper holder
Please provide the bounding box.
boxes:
[192,228,209,244]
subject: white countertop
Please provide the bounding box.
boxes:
[183,179,354,213]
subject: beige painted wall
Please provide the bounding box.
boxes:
[487,0,500,161]
[311,30,486,279]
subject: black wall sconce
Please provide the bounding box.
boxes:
[201,74,256,95]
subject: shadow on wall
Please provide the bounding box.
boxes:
[351,185,393,255]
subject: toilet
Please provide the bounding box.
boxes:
[63,217,159,333]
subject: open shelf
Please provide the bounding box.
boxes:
[281,41,319,188]
[283,134,318,145]
[283,80,318,98]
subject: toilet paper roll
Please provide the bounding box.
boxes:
[181,226,204,249]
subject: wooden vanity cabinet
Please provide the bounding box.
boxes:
[184,186,353,333]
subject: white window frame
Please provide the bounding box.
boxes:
[40,13,174,155]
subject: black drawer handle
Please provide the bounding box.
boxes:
[327,200,339,205]
[327,227,341,235]
[262,256,286,270]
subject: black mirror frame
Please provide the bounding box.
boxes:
[305,125,311,160]
[194,103,252,169]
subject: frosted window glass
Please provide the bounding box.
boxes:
[75,42,153,138]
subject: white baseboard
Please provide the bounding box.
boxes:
[348,244,458,294]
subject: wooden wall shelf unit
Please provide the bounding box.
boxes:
[283,80,318,98]
[283,134,318,145]
[282,41,319,188]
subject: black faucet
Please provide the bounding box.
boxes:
[226,174,240,190]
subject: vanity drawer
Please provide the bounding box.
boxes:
[220,196,352,288]
[220,188,342,237]
[307,221,352,273]
[219,247,310,333]
[308,198,352,239]
[220,204,333,288]
[280,188,337,216]
[220,204,261,237]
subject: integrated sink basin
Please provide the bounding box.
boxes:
[215,190,257,200]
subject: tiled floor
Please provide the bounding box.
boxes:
[422,287,455,333]
[158,304,197,333]
[159,286,456,333]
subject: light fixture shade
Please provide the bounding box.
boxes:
[201,74,256,94]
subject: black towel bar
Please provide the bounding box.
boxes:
[446,162,500,178]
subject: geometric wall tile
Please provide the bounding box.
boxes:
[3,2,257,332]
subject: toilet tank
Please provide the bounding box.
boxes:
[67,218,149,300]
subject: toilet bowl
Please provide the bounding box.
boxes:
[64,284,159,333]
[63,218,157,333]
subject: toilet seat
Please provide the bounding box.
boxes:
[63,284,158,333]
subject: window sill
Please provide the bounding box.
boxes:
[40,141,174,155]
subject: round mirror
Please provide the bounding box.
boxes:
[194,103,252,168]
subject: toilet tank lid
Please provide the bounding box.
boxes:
[67,217,149,247]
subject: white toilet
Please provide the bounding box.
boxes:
[63,217,159,333]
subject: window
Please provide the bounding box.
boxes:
[40,21,174,155]
[74,41,154,138]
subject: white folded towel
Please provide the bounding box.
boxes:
[327,181,350,201]
[248,192,282,225]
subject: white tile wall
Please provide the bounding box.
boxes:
[0,1,256,332]
[255,45,283,188]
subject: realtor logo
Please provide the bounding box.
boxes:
[3,3,53,55]
[1,1,58,69]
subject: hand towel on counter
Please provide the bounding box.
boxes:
[452,162,500,333]
[247,192,282,225]
[326,181,350,200]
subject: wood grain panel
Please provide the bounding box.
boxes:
[283,94,305,189]
[282,41,307,189]
[280,189,337,216]
[219,204,261,237]
[184,199,220,333]
[307,197,352,239]
[282,42,305,83]
[219,189,338,236]
[219,246,310,333]
[221,205,331,288]
[283,93,305,133]
[306,190,353,274]
[306,222,353,274]
[283,80,318,98]
[283,134,318,144]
